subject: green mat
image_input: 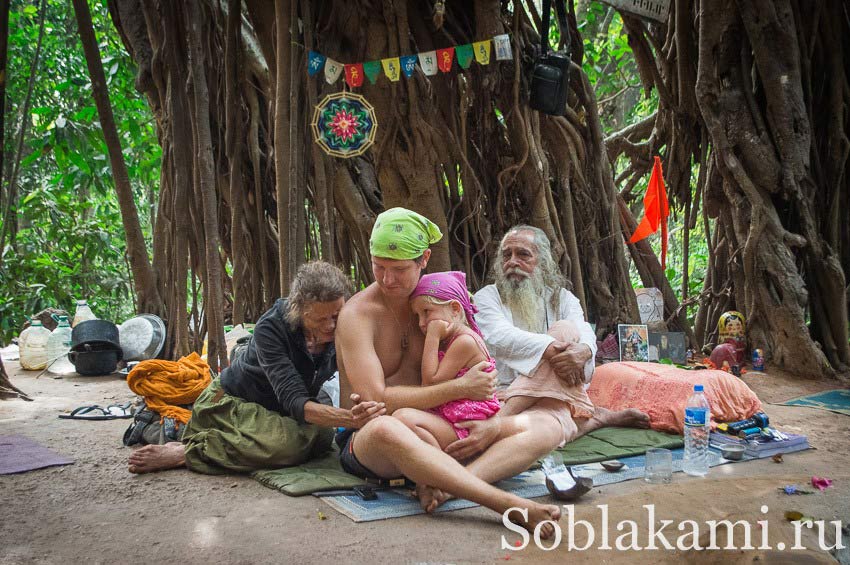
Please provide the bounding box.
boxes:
[778,389,850,416]
[253,427,683,497]
[554,427,683,466]
[252,449,364,497]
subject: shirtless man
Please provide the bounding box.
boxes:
[334,207,561,537]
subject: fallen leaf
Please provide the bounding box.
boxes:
[785,511,803,521]
[318,511,327,520]
[772,454,783,463]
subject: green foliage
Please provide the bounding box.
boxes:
[577,5,708,324]
[0,0,159,343]
[579,4,658,134]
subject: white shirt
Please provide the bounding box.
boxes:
[473,284,597,389]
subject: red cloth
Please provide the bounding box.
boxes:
[588,362,762,434]
[629,156,670,269]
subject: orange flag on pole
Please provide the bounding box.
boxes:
[629,156,670,269]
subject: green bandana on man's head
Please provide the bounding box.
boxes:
[369,207,443,260]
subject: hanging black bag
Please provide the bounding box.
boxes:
[528,0,572,116]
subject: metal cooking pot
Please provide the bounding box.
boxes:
[71,319,121,350]
[118,314,166,361]
[69,345,123,376]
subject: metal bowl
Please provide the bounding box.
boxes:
[118,314,166,361]
[719,444,746,461]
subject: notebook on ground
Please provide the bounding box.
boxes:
[709,431,810,459]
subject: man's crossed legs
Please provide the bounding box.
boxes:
[389,320,649,518]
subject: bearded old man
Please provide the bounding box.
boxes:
[474,225,649,445]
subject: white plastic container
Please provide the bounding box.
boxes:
[46,315,75,375]
[19,319,51,370]
[72,299,96,327]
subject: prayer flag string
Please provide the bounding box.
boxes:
[308,34,513,85]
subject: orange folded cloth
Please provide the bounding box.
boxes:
[127,352,211,424]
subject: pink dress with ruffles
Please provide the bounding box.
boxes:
[429,332,501,439]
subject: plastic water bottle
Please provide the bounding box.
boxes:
[46,315,75,375]
[683,384,711,476]
[72,299,96,327]
[19,319,52,370]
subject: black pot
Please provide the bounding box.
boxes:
[69,346,122,376]
[72,320,120,350]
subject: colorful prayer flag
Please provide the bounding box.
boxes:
[324,58,343,84]
[308,51,326,76]
[473,40,491,65]
[493,34,512,60]
[344,63,365,88]
[455,44,474,69]
[363,61,381,84]
[629,156,670,269]
[437,47,455,73]
[418,51,438,76]
[382,57,401,82]
[400,55,418,78]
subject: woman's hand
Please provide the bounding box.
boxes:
[348,393,387,428]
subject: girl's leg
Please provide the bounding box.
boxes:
[393,408,461,451]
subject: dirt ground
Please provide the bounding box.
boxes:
[1,361,849,565]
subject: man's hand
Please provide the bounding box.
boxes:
[549,343,592,387]
[542,340,567,361]
[348,393,386,428]
[445,416,502,461]
[457,360,498,400]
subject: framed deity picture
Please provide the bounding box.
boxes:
[618,324,649,362]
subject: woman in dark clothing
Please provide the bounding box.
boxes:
[128,261,386,474]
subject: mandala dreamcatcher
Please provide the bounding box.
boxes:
[311,92,377,158]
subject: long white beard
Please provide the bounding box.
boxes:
[496,268,546,333]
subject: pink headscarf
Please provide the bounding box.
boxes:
[411,271,483,338]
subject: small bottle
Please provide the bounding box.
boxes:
[72,299,96,327]
[751,349,764,371]
[19,319,52,370]
[683,384,711,477]
[46,315,75,375]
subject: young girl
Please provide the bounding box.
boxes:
[398,271,500,451]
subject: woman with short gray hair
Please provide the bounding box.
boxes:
[128,261,385,475]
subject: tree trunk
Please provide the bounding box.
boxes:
[71,0,162,315]
[0,0,9,212]
[0,358,31,401]
[0,0,44,254]
[185,0,227,372]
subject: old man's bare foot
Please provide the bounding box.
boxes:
[578,406,650,436]
[416,484,453,513]
[128,442,186,474]
[507,502,562,540]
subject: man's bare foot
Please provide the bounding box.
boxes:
[416,484,453,513]
[580,406,650,434]
[507,502,562,540]
[128,442,186,474]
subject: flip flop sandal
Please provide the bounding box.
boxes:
[105,402,135,418]
[59,404,132,420]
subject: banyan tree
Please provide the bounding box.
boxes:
[82,0,845,378]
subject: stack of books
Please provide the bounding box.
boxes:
[709,430,810,459]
